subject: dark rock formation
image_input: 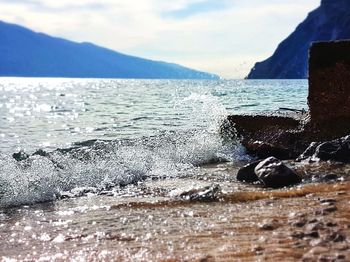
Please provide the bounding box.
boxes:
[236,160,260,182]
[225,40,350,162]
[247,0,350,79]
[12,151,29,162]
[254,157,302,188]
[0,20,218,79]
[298,135,350,163]
[308,41,350,126]
[224,114,307,159]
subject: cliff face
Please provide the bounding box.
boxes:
[247,0,350,79]
[0,21,218,79]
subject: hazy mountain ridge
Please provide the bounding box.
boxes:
[0,21,218,79]
[247,0,350,79]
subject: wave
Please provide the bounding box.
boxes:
[0,129,245,208]
[0,90,247,207]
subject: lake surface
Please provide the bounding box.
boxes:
[0,78,308,207]
[0,78,312,260]
[0,78,307,153]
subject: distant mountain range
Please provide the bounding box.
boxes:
[0,21,218,79]
[247,0,350,79]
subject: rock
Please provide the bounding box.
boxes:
[315,206,338,216]
[305,231,320,238]
[309,41,350,124]
[328,232,347,242]
[176,184,222,201]
[258,219,281,231]
[298,135,350,163]
[291,220,307,228]
[296,142,320,162]
[306,222,324,231]
[319,198,336,204]
[224,40,350,162]
[12,150,29,161]
[224,114,303,159]
[316,137,350,163]
[236,160,260,182]
[243,140,291,160]
[323,174,339,181]
[291,232,305,239]
[326,222,338,228]
[33,149,50,157]
[254,157,302,188]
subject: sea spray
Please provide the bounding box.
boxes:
[0,79,308,207]
[0,91,242,207]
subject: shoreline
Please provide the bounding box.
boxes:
[0,160,349,261]
[1,177,349,261]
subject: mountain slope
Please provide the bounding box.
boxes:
[247,0,350,79]
[0,21,218,79]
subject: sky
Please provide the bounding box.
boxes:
[0,0,321,79]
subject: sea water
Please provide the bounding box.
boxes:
[0,78,308,207]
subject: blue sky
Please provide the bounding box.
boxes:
[0,0,320,78]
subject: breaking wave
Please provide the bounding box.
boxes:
[0,91,244,207]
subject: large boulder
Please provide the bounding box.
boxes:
[223,114,306,159]
[309,41,350,125]
[254,157,302,188]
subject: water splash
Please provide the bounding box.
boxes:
[0,86,245,208]
[0,80,254,207]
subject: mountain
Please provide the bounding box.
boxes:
[247,0,350,79]
[0,21,218,79]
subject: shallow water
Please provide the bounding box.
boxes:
[5,78,348,260]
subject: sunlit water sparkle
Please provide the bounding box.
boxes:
[0,78,313,260]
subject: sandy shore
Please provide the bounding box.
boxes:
[0,160,349,261]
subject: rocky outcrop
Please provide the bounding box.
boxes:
[298,135,350,163]
[225,40,350,161]
[308,41,350,126]
[223,113,308,159]
[247,0,350,79]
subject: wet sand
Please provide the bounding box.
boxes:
[0,163,349,261]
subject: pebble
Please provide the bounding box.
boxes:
[336,191,346,196]
[319,198,337,204]
[306,222,325,231]
[328,232,346,242]
[291,231,305,239]
[252,245,264,254]
[326,222,338,227]
[291,220,307,227]
[315,206,338,216]
[324,174,338,181]
[305,231,320,238]
[323,206,338,214]
[259,219,280,231]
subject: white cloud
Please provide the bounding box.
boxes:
[0,0,320,78]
